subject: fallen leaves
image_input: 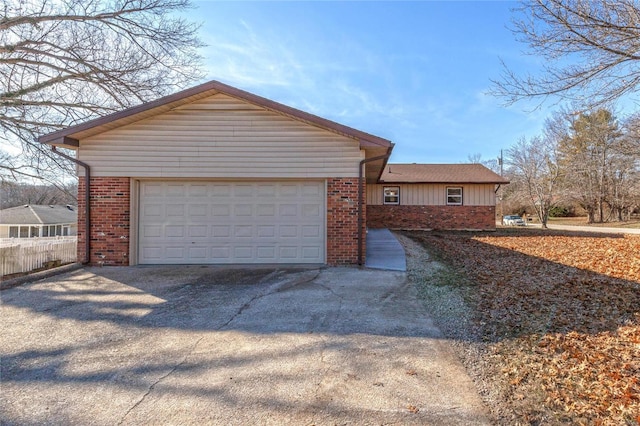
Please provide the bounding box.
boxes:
[408,230,640,425]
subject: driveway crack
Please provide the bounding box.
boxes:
[219,269,321,329]
[117,335,205,425]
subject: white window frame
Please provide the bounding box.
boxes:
[383,186,400,205]
[446,187,463,206]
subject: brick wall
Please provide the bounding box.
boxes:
[326,178,364,265]
[77,177,130,265]
[367,205,496,230]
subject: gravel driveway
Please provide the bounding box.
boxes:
[1,265,491,425]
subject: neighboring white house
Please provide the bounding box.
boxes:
[0,205,78,238]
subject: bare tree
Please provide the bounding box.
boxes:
[0,181,77,209]
[558,109,622,222]
[466,152,501,174]
[1,0,204,182]
[492,0,640,108]
[507,132,562,228]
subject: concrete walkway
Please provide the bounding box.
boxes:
[365,228,407,271]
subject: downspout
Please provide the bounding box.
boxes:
[51,146,91,265]
[358,150,392,266]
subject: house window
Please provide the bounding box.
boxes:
[9,226,18,238]
[383,187,400,205]
[446,187,463,205]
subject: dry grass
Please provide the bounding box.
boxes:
[406,228,640,425]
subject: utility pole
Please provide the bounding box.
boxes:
[498,150,504,219]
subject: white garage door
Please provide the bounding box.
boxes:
[138,181,325,264]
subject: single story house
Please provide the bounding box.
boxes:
[0,205,77,238]
[38,80,507,267]
[367,163,508,230]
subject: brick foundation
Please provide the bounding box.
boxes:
[78,177,130,265]
[367,205,496,230]
[326,178,363,265]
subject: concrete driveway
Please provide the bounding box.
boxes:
[1,266,491,425]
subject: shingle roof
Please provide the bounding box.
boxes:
[378,164,509,184]
[0,205,77,225]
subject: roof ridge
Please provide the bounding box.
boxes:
[27,205,45,224]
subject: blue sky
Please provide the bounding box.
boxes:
[192,1,552,164]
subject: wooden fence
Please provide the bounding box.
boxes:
[0,237,77,277]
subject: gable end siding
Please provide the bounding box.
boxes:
[78,93,364,178]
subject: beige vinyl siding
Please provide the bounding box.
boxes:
[367,184,497,206]
[78,93,364,178]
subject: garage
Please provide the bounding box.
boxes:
[138,181,325,264]
[39,80,393,266]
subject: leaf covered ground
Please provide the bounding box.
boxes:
[406,229,640,425]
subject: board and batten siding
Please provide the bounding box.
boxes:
[367,184,497,206]
[78,93,364,178]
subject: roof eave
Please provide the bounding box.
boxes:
[378,180,510,184]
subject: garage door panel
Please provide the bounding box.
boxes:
[188,184,208,196]
[212,225,230,237]
[234,184,253,196]
[166,184,186,196]
[211,247,231,260]
[189,247,208,259]
[143,225,162,238]
[234,225,253,237]
[188,225,207,237]
[302,246,321,259]
[142,246,162,260]
[212,205,230,216]
[257,184,276,196]
[280,225,298,238]
[189,204,208,217]
[234,247,253,259]
[165,247,185,258]
[257,225,275,237]
[166,204,185,217]
[279,204,297,216]
[256,204,275,216]
[143,204,162,217]
[139,181,325,264]
[301,183,322,196]
[302,225,321,237]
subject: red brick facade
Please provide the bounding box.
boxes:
[326,178,363,265]
[78,177,130,266]
[367,205,496,230]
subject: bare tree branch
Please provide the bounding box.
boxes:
[1,0,204,183]
[491,0,640,109]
